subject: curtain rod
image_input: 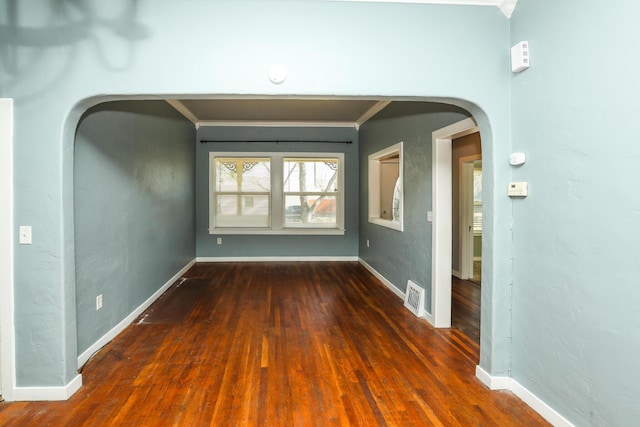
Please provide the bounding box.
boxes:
[199,139,352,144]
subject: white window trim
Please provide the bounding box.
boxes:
[209,152,345,235]
[368,142,404,232]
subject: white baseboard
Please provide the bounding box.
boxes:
[77,259,196,369]
[358,258,405,300]
[452,269,462,279]
[476,366,575,427]
[358,258,436,326]
[12,374,82,401]
[475,365,510,390]
[422,309,435,326]
[196,256,359,262]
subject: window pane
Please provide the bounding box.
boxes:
[215,158,270,192]
[283,159,338,193]
[215,195,270,228]
[284,195,336,226]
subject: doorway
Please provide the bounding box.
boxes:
[451,132,482,343]
[430,117,479,329]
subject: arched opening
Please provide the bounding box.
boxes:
[68,96,493,384]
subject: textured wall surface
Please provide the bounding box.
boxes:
[359,102,470,311]
[74,101,196,357]
[4,1,511,390]
[510,0,640,424]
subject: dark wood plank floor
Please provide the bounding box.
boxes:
[451,276,481,344]
[0,262,547,426]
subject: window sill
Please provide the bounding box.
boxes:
[368,217,403,232]
[209,228,345,236]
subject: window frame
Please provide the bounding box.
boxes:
[209,151,345,235]
[368,142,404,232]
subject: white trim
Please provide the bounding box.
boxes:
[12,374,82,402]
[77,259,196,368]
[451,269,462,279]
[358,258,405,300]
[198,120,357,128]
[210,228,345,236]
[475,365,510,390]
[431,118,478,328]
[197,256,359,263]
[459,154,481,280]
[209,152,345,235]
[165,100,199,126]
[475,366,575,427]
[368,142,404,232]
[498,0,517,18]
[509,379,575,427]
[0,98,15,401]
[358,258,435,325]
[355,101,391,129]
[325,0,518,18]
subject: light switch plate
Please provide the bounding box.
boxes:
[19,226,32,244]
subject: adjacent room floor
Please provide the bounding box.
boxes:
[0,262,547,426]
[451,276,481,344]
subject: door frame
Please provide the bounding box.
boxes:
[459,155,481,280]
[0,98,15,400]
[431,117,478,327]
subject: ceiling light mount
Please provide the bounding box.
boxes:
[268,64,287,84]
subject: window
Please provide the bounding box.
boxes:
[368,142,403,231]
[283,158,339,228]
[209,152,344,235]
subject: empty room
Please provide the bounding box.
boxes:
[2,1,639,426]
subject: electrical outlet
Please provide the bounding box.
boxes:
[217,237,222,245]
[96,294,103,310]
[366,239,370,248]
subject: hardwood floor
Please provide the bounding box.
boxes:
[451,276,481,344]
[0,262,548,426]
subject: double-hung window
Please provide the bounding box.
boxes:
[212,157,271,228]
[209,152,344,235]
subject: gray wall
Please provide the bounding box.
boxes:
[510,0,640,424]
[7,1,513,391]
[359,102,470,312]
[196,127,359,257]
[74,101,196,356]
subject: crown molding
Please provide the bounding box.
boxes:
[326,0,518,18]
[197,120,357,128]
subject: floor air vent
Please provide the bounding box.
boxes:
[404,280,424,317]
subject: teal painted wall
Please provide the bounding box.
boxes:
[510,0,640,424]
[359,102,470,310]
[74,101,196,357]
[196,127,359,258]
[4,1,512,391]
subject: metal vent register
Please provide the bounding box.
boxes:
[404,280,425,317]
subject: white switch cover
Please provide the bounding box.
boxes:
[427,211,433,222]
[19,226,32,244]
[508,182,529,197]
[217,237,222,245]
[96,294,103,310]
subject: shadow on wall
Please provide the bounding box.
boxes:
[0,0,149,100]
